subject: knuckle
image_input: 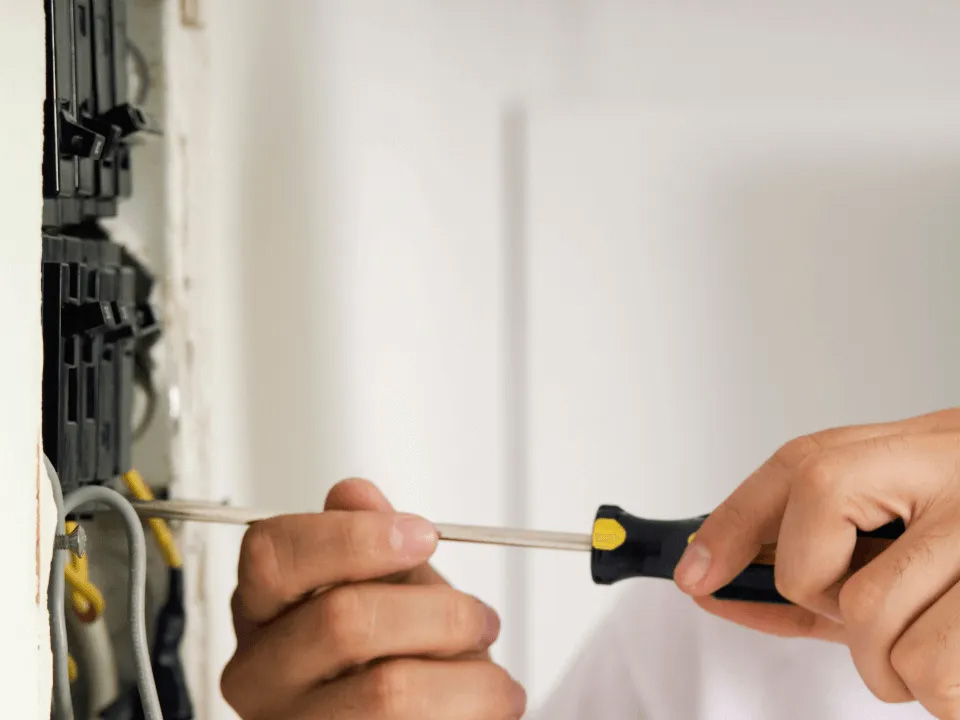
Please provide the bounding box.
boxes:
[838,573,885,627]
[338,516,380,562]
[711,500,750,534]
[893,641,960,707]
[796,456,836,496]
[486,664,526,715]
[772,567,803,605]
[367,660,412,715]
[327,477,370,504]
[445,593,483,641]
[320,586,369,657]
[219,655,244,709]
[860,434,912,461]
[867,677,912,705]
[891,636,929,691]
[238,523,284,603]
[775,434,824,468]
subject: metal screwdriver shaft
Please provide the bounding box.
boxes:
[129,499,593,552]
[435,523,591,551]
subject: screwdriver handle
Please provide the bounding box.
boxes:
[590,505,904,604]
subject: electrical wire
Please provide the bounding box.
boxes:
[44,454,76,720]
[63,485,163,720]
[132,375,158,442]
[65,521,90,616]
[62,516,118,715]
[123,469,183,568]
[64,562,106,620]
[125,38,151,106]
[64,519,107,622]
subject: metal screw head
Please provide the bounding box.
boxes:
[54,525,87,557]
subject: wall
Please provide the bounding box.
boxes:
[0,0,52,714]
[523,105,960,696]
[168,1,960,716]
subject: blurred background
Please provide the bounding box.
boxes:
[121,1,960,717]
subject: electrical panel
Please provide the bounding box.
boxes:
[41,0,159,494]
[43,0,144,227]
[41,2,193,718]
[41,232,159,495]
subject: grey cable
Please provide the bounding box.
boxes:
[126,38,151,106]
[44,454,75,720]
[64,485,163,720]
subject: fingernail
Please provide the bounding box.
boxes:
[675,542,712,590]
[479,602,501,648]
[390,514,438,558]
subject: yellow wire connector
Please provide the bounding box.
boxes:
[123,469,183,569]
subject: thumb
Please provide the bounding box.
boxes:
[325,478,450,587]
[674,418,940,595]
[674,460,790,595]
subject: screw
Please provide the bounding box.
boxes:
[54,524,87,558]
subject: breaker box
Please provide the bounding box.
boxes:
[41,0,159,493]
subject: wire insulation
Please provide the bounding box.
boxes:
[44,454,76,720]
[64,562,106,619]
[123,469,183,568]
[132,375,158,441]
[65,521,92,616]
[64,485,163,720]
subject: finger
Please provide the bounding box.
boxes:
[230,589,258,646]
[679,418,959,597]
[773,433,958,618]
[693,595,845,643]
[891,575,960,718]
[326,478,448,586]
[325,477,394,512]
[285,658,526,720]
[236,511,438,623]
[840,509,960,703]
[222,583,501,713]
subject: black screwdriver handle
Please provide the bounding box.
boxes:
[590,505,904,604]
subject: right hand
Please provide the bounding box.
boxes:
[220,478,527,719]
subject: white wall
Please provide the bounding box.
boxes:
[171,1,960,716]
[524,106,960,697]
[0,1,52,715]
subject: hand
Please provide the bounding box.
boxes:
[221,478,526,719]
[673,408,960,718]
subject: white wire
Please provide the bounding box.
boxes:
[63,485,163,720]
[44,454,75,720]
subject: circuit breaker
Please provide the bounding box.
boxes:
[41,0,160,494]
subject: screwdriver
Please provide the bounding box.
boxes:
[130,499,904,605]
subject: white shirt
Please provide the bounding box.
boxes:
[533,580,933,719]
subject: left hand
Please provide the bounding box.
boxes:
[672,408,960,718]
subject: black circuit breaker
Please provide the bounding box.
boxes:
[41,233,160,495]
[43,0,146,228]
[41,0,160,494]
